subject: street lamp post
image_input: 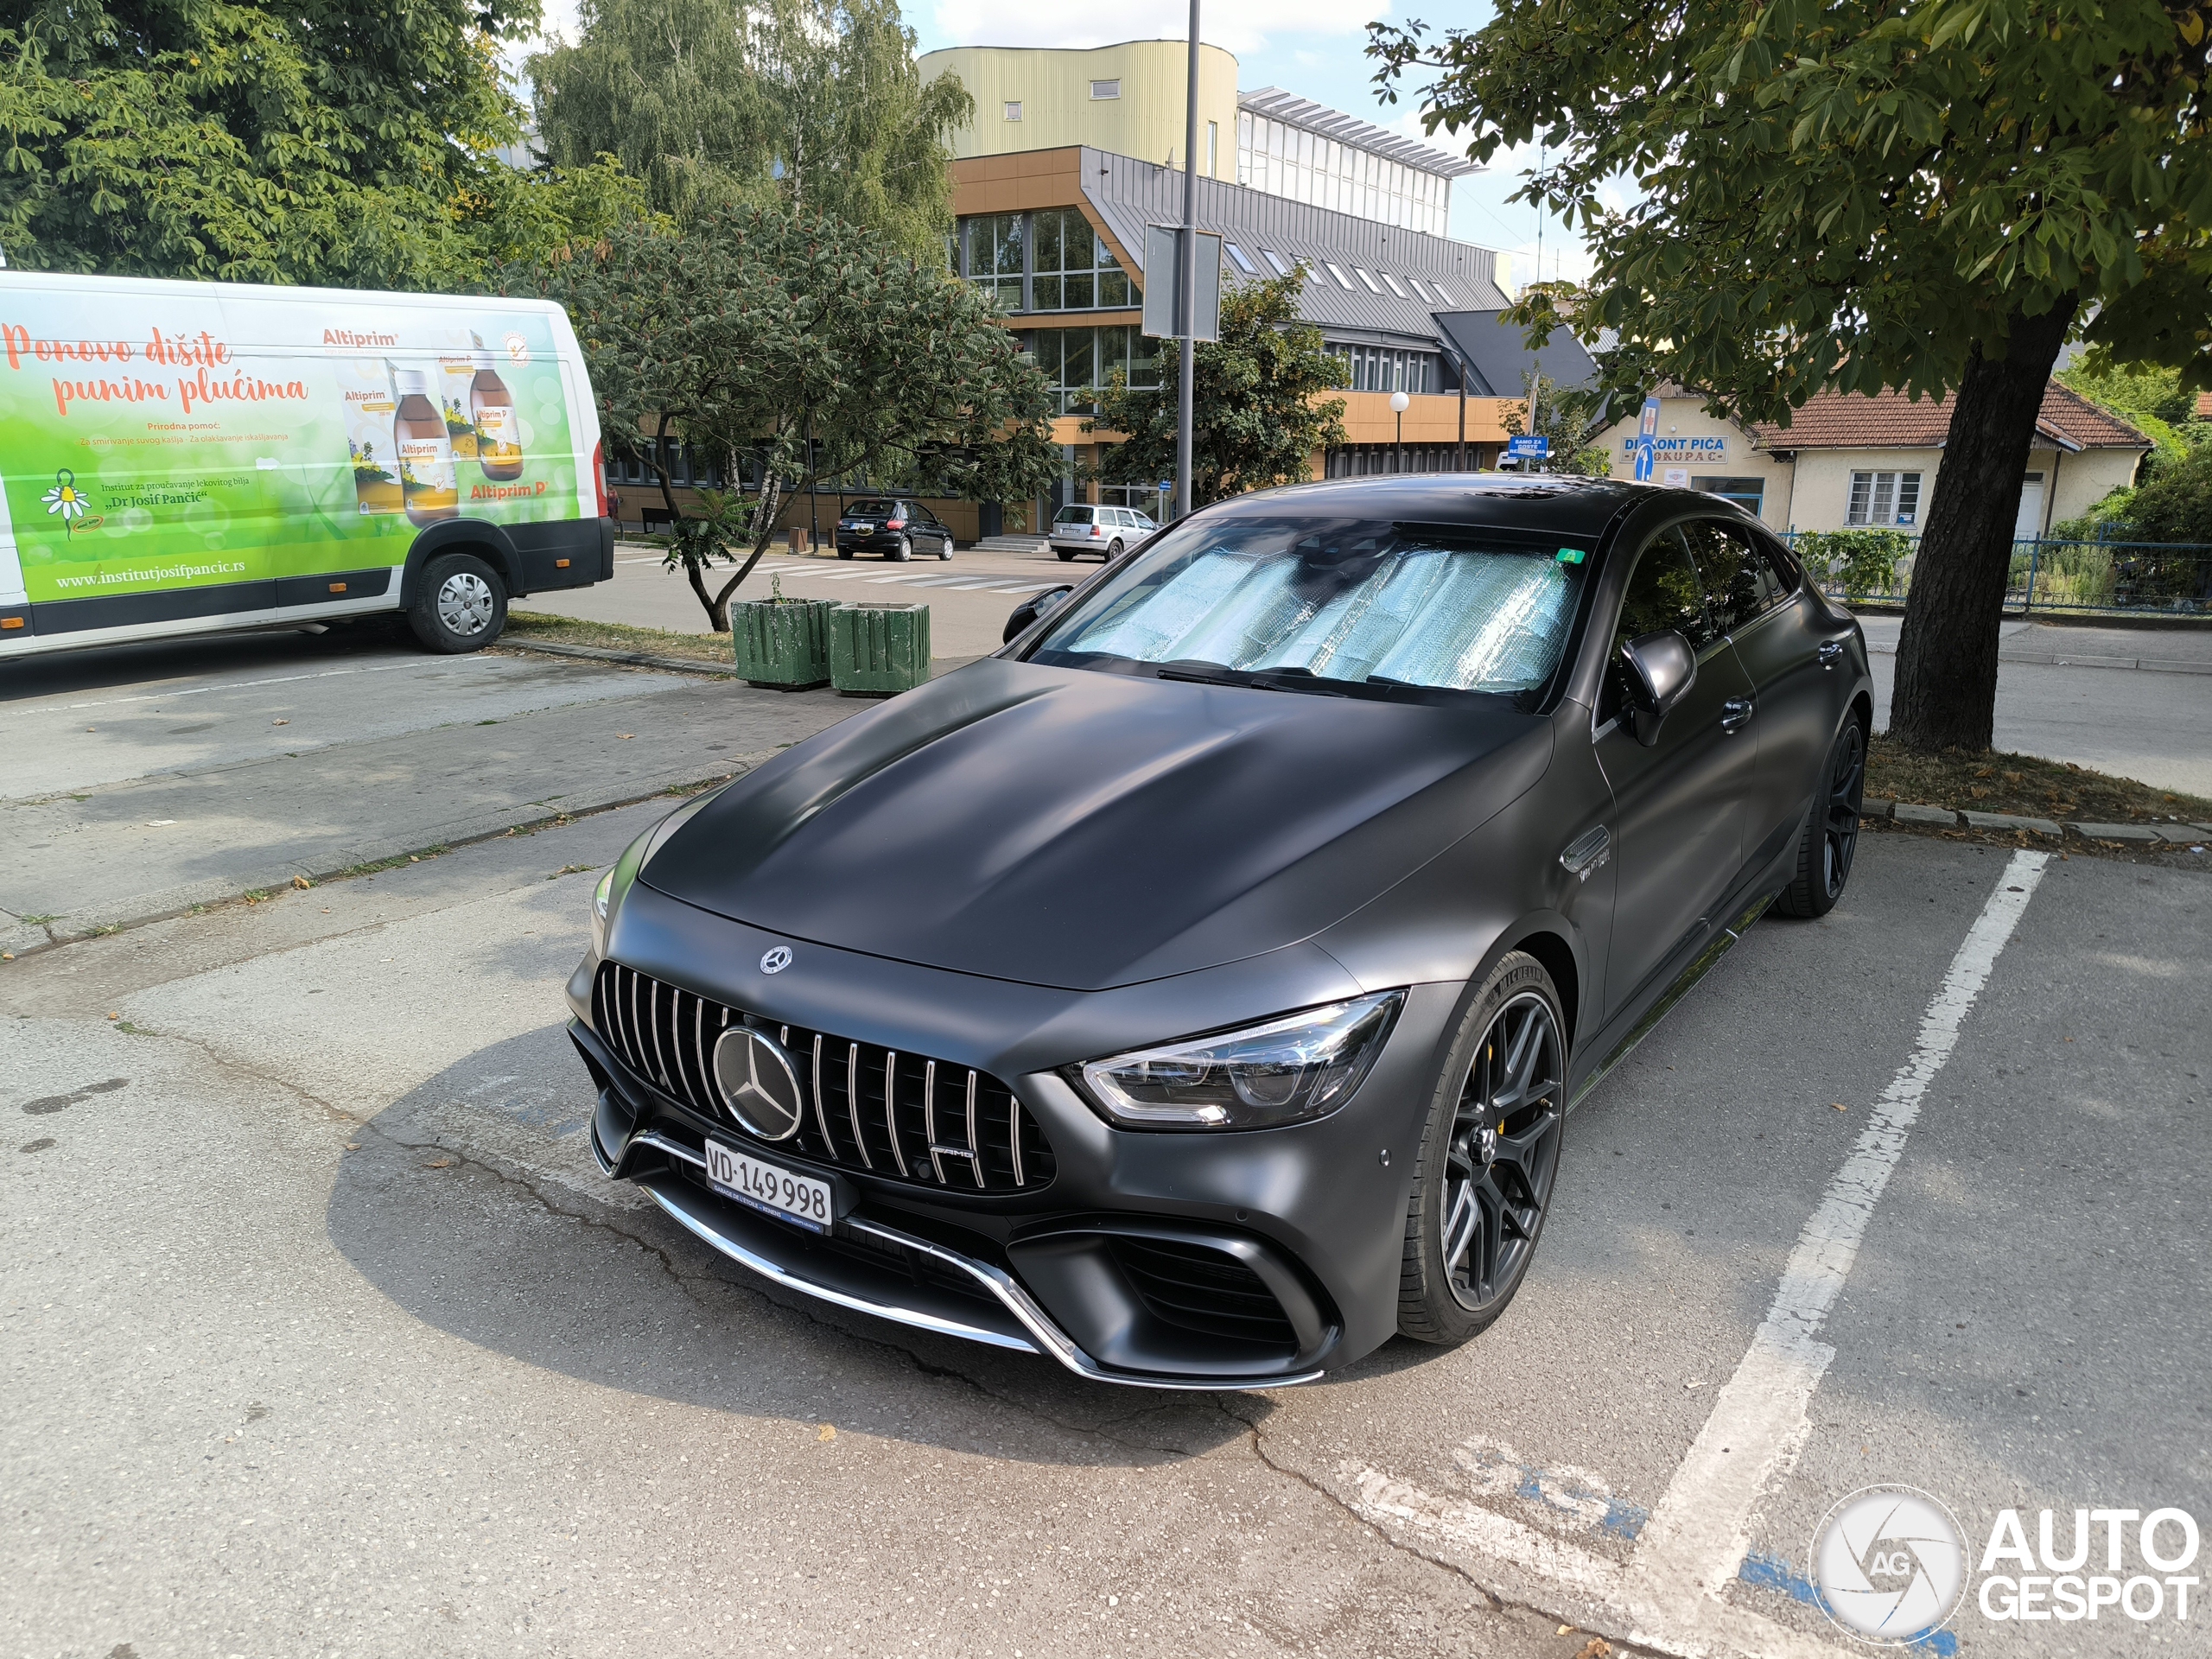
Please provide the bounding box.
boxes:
[1390,390,1410,474]
[1175,0,1200,521]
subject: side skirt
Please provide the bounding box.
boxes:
[1567,891,1775,1111]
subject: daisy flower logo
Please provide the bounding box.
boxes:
[42,469,89,537]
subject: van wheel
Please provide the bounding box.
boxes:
[408,552,506,653]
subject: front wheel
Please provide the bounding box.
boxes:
[407,551,506,653]
[1772,711,1866,919]
[1398,952,1567,1346]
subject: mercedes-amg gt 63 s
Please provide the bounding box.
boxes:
[567,475,1872,1389]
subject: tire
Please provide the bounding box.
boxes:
[1771,710,1867,919]
[891,536,912,563]
[406,551,506,653]
[1397,951,1567,1346]
[1107,538,1124,558]
[1057,550,1077,563]
[837,548,854,560]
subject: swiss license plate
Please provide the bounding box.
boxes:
[702,1139,834,1234]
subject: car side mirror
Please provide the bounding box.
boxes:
[1618,629,1696,747]
[1003,585,1074,644]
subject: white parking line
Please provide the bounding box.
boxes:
[1348,849,2051,1657]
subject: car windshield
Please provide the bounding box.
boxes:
[1029,516,1589,699]
[1055,505,1095,524]
[845,500,895,517]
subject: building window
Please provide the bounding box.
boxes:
[1090,79,1121,99]
[963,213,1025,309]
[1208,121,1218,176]
[1260,248,1290,276]
[1352,267,1382,294]
[1224,242,1256,275]
[1694,476,1766,517]
[1032,325,1159,415]
[1327,345,1440,395]
[1380,272,1408,298]
[1030,209,1130,311]
[1003,101,1022,122]
[1431,281,1454,305]
[1847,470,1923,527]
[1325,263,1354,289]
[1235,111,1452,235]
[1407,276,1433,302]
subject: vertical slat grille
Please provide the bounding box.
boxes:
[592,961,1055,1192]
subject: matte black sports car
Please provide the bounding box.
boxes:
[568,475,1872,1388]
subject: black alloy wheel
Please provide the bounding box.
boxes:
[1775,712,1866,918]
[1399,953,1566,1344]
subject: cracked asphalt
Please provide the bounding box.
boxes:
[4,635,2208,1659]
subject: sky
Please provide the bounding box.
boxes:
[524,0,1593,291]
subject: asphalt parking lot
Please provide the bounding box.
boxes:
[3,637,2207,1659]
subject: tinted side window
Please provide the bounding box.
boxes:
[1682,518,1788,634]
[1604,529,1713,721]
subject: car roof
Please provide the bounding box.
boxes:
[1198,473,1657,541]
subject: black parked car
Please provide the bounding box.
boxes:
[836,498,953,561]
[569,476,1871,1389]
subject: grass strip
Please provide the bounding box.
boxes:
[505,609,734,666]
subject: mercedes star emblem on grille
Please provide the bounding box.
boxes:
[759,945,792,974]
[711,1027,806,1141]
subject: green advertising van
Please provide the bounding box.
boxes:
[0,271,613,658]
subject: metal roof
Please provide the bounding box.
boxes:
[1077,148,1510,351]
[1237,87,1480,180]
[1433,310,1601,397]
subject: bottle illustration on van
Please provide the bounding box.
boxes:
[388,364,461,527]
[0,270,613,658]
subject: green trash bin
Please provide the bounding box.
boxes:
[730,596,835,690]
[830,601,932,696]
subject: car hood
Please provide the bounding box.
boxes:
[641,658,1552,991]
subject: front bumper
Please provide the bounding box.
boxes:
[566,887,1461,1389]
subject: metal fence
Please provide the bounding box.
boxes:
[1782,532,2212,618]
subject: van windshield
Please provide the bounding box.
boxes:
[1030,516,1588,699]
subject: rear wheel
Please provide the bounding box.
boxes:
[407,552,505,653]
[1106,538,1124,558]
[1398,952,1566,1345]
[891,536,912,563]
[1773,711,1866,918]
[837,548,854,560]
[1057,550,1077,563]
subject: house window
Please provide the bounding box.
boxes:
[1090,79,1121,99]
[1224,242,1256,275]
[963,213,1026,309]
[1030,209,1130,311]
[1003,101,1022,122]
[1846,470,1923,527]
[1208,121,1218,176]
[1694,475,1766,517]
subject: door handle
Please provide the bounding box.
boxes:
[1818,639,1845,668]
[1560,823,1611,880]
[1719,697,1754,733]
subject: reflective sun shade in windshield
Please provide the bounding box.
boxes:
[1031,519,1588,696]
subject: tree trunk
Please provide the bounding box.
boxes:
[704,473,782,632]
[1890,299,2078,752]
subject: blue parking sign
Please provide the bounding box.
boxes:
[1632,395,1662,482]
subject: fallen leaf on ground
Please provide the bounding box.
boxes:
[272,718,289,727]
[817,1423,836,1442]
[424,1156,456,1169]
[106,1012,119,1020]
[1556,1625,1576,1637]
[617,733,635,740]
[1832,1102,1847,1111]
[344,1142,361,1151]
[292,875,312,890]
[1574,1639,1611,1659]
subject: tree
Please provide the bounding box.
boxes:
[530,0,969,259]
[2058,356,2212,479]
[1087,271,1348,505]
[1503,369,1614,477]
[2112,444,2212,543]
[505,203,1059,629]
[1373,1,2212,753]
[0,0,630,288]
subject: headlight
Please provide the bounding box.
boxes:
[1072,991,1404,1131]
[588,779,741,959]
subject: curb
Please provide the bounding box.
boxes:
[497,637,742,677]
[1868,798,2212,845]
[0,772,742,964]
